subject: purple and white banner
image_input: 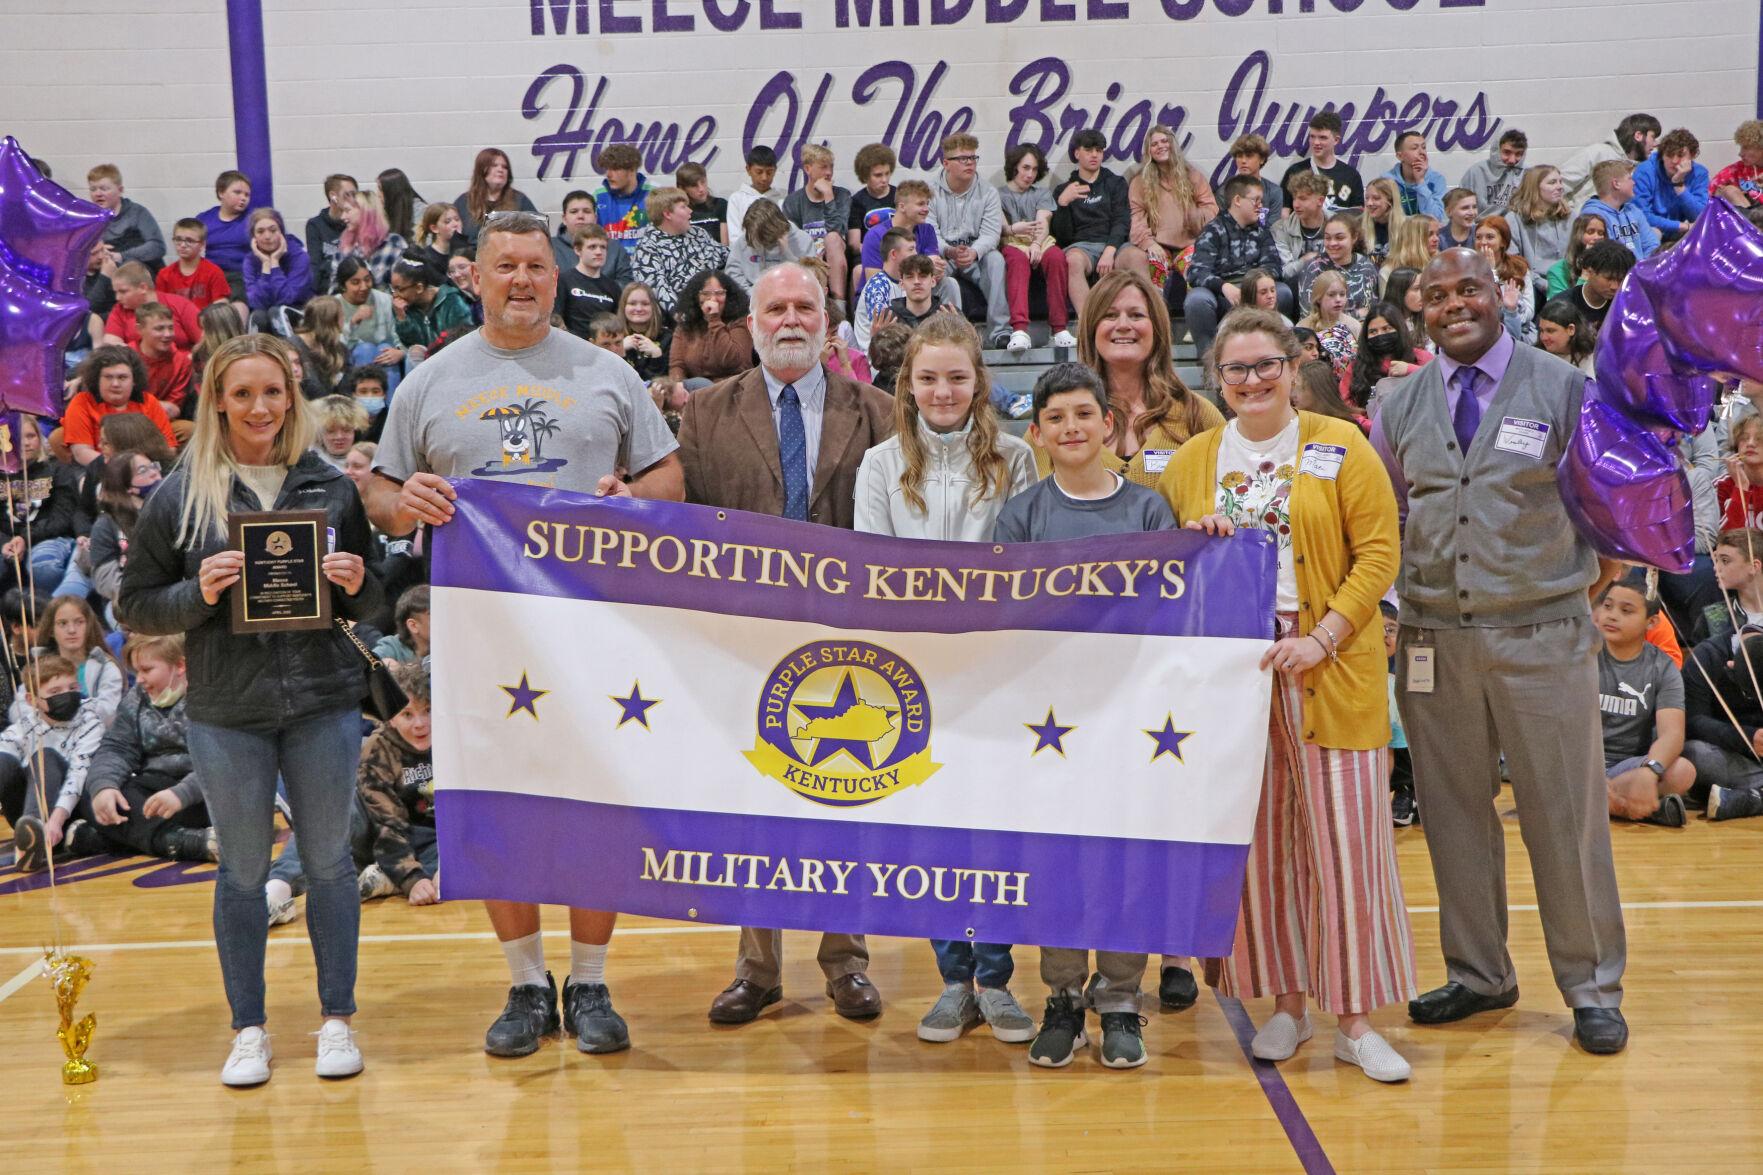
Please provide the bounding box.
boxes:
[431,479,1276,956]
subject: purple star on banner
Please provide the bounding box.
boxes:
[1025,708,1076,757]
[610,681,660,729]
[1145,715,1193,764]
[501,672,548,719]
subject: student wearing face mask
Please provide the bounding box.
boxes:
[347,366,390,444]
[0,654,107,872]
[81,450,163,616]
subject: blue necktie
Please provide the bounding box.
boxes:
[1451,365,1482,453]
[778,383,810,521]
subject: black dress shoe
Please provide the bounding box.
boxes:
[1572,1007,1628,1054]
[708,979,782,1024]
[1408,981,1519,1024]
[1159,964,1199,1011]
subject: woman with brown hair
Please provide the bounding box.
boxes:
[1074,270,1223,488]
[452,147,538,246]
[1128,124,1218,308]
[1161,306,1414,1083]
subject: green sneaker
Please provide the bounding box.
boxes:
[1028,994,1087,1068]
[1098,1011,1148,1068]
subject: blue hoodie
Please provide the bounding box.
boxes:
[1631,151,1709,235]
[1582,195,1661,260]
[1381,165,1447,220]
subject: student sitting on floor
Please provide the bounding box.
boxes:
[73,634,218,862]
[371,585,428,664]
[1,653,107,872]
[355,662,439,905]
[1596,573,1696,828]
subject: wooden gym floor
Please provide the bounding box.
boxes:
[3,801,1761,1175]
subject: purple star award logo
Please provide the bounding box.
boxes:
[745,640,940,808]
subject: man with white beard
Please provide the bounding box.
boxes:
[675,261,896,1024]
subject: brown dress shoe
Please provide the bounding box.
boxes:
[826,972,882,1019]
[708,979,782,1024]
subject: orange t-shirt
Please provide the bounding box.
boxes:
[1645,611,1683,668]
[60,391,178,453]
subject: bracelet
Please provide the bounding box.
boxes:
[1312,622,1339,651]
[1308,628,1340,663]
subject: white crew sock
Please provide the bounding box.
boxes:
[500,931,547,989]
[569,940,608,987]
[265,879,292,906]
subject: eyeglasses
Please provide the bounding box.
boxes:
[172,236,203,246]
[946,154,979,165]
[1218,355,1296,385]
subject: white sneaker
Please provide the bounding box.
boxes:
[1051,329,1078,350]
[1334,1028,1411,1083]
[221,1026,272,1086]
[358,864,397,900]
[267,893,299,926]
[1251,1011,1313,1061]
[314,1018,363,1079]
[1006,330,1032,355]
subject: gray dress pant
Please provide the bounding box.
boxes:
[1395,615,1626,1009]
[735,929,868,989]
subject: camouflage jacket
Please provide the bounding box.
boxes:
[356,722,435,893]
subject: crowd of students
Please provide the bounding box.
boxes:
[6,103,1762,1085]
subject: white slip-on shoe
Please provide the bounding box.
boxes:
[1251,1011,1313,1061]
[1334,1028,1412,1083]
[315,1018,364,1079]
[1050,329,1078,350]
[221,1026,272,1087]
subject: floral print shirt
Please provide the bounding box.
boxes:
[1215,417,1300,612]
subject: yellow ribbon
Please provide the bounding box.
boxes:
[743,741,941,805]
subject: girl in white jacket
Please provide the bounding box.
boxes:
[853,316,1038,542]
[851,315,1040,1045]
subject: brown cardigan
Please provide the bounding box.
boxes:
[669,320,755,383]
[678,365,895,529]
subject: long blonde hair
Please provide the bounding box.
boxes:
[1383,215,1437,274]
[1077,270,1211,448]
[1133,125,1197,239]
[1509,165,1571,225]
[1300,270,1352,329]
[176,335,316,547]
[1364,176,1408,245]
[893,316,1011,516]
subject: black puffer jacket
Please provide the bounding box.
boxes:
[117,452,384,731]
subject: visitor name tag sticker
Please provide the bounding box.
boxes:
[1141,449,1175,475]
[1495,417,1550,460]
[1299,443,1347,480]
[1406,646,1435,694]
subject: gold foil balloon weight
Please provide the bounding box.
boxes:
[45,950,97,1084]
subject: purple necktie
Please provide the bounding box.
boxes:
[1451,365,1482,453]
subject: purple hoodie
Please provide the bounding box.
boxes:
[242,215,312,310]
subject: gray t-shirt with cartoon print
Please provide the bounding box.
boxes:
[375,328,677,489]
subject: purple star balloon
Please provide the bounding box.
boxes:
[1558,392,1695,574]
[0,136,112,295]
[1632,197,1763,385]
[1590,277,1717,434]
[0,251,90,418]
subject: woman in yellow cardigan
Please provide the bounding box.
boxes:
[1158,306,1418,1084]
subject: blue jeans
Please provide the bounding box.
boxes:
[19,536,89,600]
[189,708,363,1029]
[350,341,403,396]
[931,939,1015,988]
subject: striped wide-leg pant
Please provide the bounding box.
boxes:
[1211,667,1418,1015]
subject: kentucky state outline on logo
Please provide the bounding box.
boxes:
[746,640,940,807]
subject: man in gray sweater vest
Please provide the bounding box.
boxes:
[1371,249,1629,1056]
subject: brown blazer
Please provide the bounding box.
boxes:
[678,365,895,529]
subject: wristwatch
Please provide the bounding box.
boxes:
[1644,759,1667,779]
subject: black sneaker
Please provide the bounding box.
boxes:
[1640,793,1687,828]
[1159,964,1198,1011]
[485,972,561,1057]
[1708,785,1763,821]
[1391,787,1418,828]
[11,815,46,872]
[1028,994,1088,1068]
[562,979,630,1054]
[62,818,105,857]
[1098,1011,1149,1068]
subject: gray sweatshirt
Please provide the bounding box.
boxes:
[1459,144,1526,220]
[929,171,1003,260]
[103,199,166,268]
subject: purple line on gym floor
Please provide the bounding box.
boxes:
[1215,992,1336,1175]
